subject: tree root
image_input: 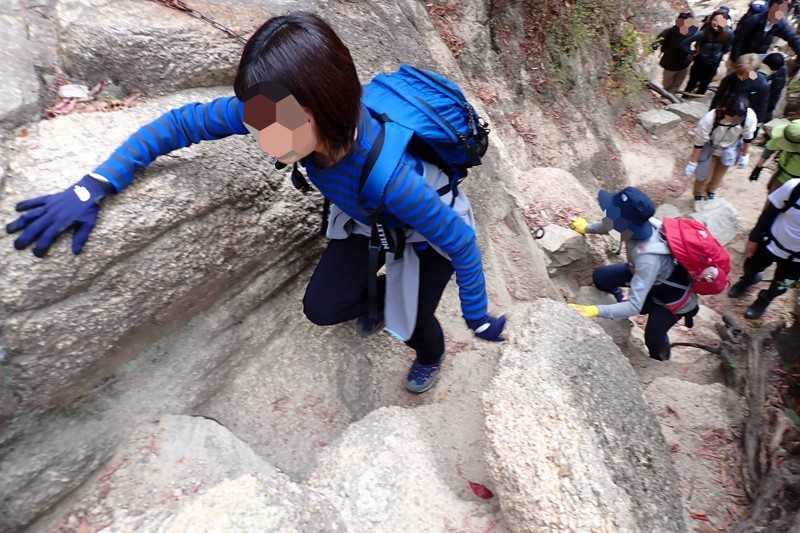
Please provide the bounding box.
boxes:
[672,317,797,529]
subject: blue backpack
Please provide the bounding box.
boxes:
[358,64,490,212]
[288,64,489,230]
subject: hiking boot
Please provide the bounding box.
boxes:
[727,273,762,299]
[356,312,385,337]
[744,291,772,320]
[405,353,444,394]
[693,196,705,212]
[706,192,716,202]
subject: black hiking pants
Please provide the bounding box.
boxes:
[684,60,720,95]
[303,234,454,365]
[593,263,698,361]
[740,241,800,301]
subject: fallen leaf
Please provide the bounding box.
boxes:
[97,462,122,482]
[691,512,711,521]
[18,129,28,137]
[469,481,494,499]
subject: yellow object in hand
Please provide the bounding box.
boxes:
[569,217,588,235]
[568,304,599,318]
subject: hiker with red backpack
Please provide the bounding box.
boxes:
[728,178,800,319]
[4,12,506,394]
[568,187,730,361]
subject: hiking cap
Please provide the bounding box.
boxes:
[766,120,800,153]
[598,187,655,240]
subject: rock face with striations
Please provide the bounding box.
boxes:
[483,299,686,533]
[0,0,41,126]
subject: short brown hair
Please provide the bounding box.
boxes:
[234,13,362,156]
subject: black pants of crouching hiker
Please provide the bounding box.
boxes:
[593,263,699,361]
[740,241,800,301]
[303,234,454,365]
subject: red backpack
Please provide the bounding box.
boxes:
[659,217,731,295]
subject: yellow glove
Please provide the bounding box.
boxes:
[568,304,599,318]
[569,217,588,235]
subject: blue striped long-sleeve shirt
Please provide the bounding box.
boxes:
[92,96,488,321]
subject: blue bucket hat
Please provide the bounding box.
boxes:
[598,187,656,240]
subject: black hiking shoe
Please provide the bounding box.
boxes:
[356,313,385,337]
[744,292,772,320]
[728,274,762,299]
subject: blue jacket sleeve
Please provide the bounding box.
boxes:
[93,96,248,191]
[382,160,489,322]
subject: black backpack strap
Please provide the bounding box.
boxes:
[780,179,800,213]
[367,224,385,321]
[320,197,331,236]
[361,123,390,322]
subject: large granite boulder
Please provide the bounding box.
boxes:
[0,0,41,126]
[483,299,686,532]
[0,87,321,418]
[55,0,436,96]
[308,406,503,532]
[53,415,345,532]
[688,197,741,246]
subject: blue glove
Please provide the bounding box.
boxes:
[466,314,507,342]
[6,175,115,257]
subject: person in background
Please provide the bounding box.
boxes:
[652,12,698,94]
[681,10,734,95]
[728,178,800,319]
[568,188,699,362]
[710,54,770,127]
[730,0,800,62]
[737,0,768,26]
[762,52,787,123]
[686,97,757,211]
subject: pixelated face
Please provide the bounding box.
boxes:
[601,203,635,241]
[676,17,694,34]
[710,14,726,30]
[723,113,744,125]
[769,2,788,21]
[242,82,318,164]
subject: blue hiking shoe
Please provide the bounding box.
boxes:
[405,354,445,394]
[356,313,385,337]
